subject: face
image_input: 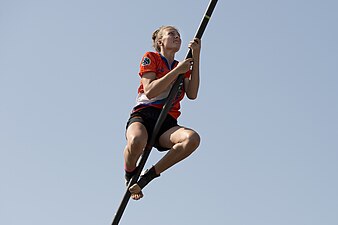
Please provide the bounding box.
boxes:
[159,28,181,52]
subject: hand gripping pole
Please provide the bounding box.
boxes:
[111,1,218,224]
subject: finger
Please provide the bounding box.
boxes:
[188,43,195,49]
[186,58,193,63]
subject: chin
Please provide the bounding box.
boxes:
[173,46,181,52]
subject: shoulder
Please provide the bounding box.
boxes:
[141,51,160,60]
[140,52,160,67]
[142,51,159,57]
[139,52,161,76]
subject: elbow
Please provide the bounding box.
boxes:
[144,90,156,99]
[187,93,198,100]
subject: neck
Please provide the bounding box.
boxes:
[160,50,175,65]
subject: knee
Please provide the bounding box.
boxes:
[127,135,146,153]
[185,131,201,151]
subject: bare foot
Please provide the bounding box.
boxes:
[129,184,143,200]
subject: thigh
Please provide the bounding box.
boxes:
[158,126,198,149]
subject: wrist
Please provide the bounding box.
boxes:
[192,52,200,60]
[172,67,183,77]
[193,57,200,64]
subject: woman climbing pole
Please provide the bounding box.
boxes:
[123,25,202,200]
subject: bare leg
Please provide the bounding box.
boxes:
[124,122,147,200]
[129,126,200,199]
[154,126,200,174]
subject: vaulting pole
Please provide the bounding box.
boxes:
[111,1,218,224]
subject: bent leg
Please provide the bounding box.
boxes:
[124,122,148,172]
[129,126,200,200]
[155,126,201,174]
[124,122,148,200]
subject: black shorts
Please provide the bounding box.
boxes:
[126,106,178,151]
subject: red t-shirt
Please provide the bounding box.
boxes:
[133,51,190,119]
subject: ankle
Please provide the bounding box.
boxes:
[137,166,160,189]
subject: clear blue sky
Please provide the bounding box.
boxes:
[1,0,337,225]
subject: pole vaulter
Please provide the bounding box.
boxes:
[111,1,218,224]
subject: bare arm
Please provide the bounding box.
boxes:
[185,38,201,100]
[142,58,193,99]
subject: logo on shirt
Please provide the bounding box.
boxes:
[141,57,151,66]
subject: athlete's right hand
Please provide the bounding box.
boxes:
[175,58,193,75]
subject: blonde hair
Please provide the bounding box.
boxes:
[152,25,179,52]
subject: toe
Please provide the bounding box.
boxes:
[131,191,143,200]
